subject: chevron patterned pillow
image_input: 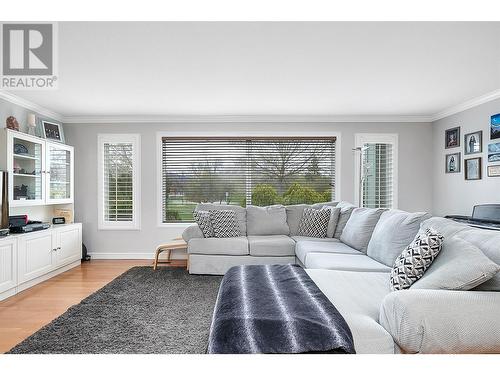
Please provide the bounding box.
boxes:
[193,210,214,238]
[209,210,241,238]
[390,228,444,291]
[296,207,331,238]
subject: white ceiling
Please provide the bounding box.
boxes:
[7,22,500,120]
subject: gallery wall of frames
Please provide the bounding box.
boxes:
[444,113,500,179]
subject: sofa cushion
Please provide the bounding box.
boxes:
[340,207,385,252]
[333,202,356,239]
[305,253,391,272]
[367,210,431,266]
[188,237,249,256]
[297,208,331,238]
[248,235,296,257]
[455,228,500,291]
[295,240,362,265]
[292,236,340,243]
[246,205,289,235]
[193,210,214,237]
[209,210,241,238]
[390,228,444,291]
[306,269,394,354]
[285,204,308,236]
[196,203,247,235]
[411,236,500,291]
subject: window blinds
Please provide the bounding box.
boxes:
[103,142,134,222]
[161,138,336,223]
[361,143,393,209]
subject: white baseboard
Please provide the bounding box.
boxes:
[88,252,188,260]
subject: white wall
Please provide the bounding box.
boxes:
[64,121,433,258]
[432,98,500,216]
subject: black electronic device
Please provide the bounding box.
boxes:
[0,228,9,237]
[445,204,500,231]
[9,222,51,233]
[52,217,66,225]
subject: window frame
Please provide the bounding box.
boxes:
[354,133,398,209]
[97,133,141,231]
[156,131,341,227]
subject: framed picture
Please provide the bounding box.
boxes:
[41,120,65,143]
[445,126,460,148]
[491,114,500,140]
[465,157,482,180]
[464,130,482,155]
[488,142,500,163]
[445,152,461,173]
[487,165,500,177]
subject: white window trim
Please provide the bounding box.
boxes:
[97,133,141,231]
[354,133,398,209]
[156,130,342,227]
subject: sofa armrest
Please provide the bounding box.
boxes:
[379,289,500,353]
[182,224,204,242]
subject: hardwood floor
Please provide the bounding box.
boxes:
[0,259,187,353]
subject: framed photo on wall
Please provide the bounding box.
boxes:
[41,120,65,143]
[491,113,500,140]
[464,131,482,155]
[487,165,500,177]
[445,152,461,173]
[465,157,482,180]
[488,142,500,162]
[445,126,460,148]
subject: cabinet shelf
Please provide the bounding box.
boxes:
[13,173,41,178]
[14,154,38,160]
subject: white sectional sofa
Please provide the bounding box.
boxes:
[182,202,500,354]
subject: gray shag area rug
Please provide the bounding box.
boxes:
[8,267,223,354]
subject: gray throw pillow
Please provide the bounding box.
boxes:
[411,236,500,291]
[296,208,331,238]
[333,202,356,239]
[367,210,431,266]
[246,205,289,235]
[209,210,241,238]
[340,207,385,252]
[390,228,444,291]
[193,210,214,238]
[285,204,308,236]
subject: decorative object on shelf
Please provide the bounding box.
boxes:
[41,120,65,143]
[488,142,500,163]
[54,208,73,224]
[13,161,21,174]
[445,152,461,173]
[465,157,482,180]
[13,143,29,155]
[6,116,20,131]
[13,184,29,200]
[445,126,460,149]
[52,217,66,225]
[1,171,9,230]
[491,114,500,140]
[488,165,500,177]
[27,114,37,136]
[464,131,482,155]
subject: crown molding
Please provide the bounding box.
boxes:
[62,114,433,124]
[0,91,63,121]
[431,89,500,122]
[2,88,500,125]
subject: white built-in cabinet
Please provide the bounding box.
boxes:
[0,223,82,301]
[0,129,74,207]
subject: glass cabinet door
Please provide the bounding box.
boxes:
[10,133,45,206]
[46,142,73,203]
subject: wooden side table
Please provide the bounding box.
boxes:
[153,239,188,270]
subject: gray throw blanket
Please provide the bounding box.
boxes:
[207,264,355,354]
